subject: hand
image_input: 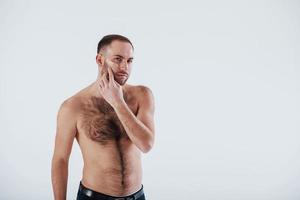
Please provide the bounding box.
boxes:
[97,67,125,108]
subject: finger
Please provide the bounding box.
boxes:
[108,67,114,84]
[98,84,103,92]
[101,72,108,86]
[101,79,107,88]
[97,82,103,96]
[115,80,121,87]
[98,79,103,89]
[98,76,105,88]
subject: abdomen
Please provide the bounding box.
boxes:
[77,135,143,196]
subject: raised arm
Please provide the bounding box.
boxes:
[113,85,155,153]
[51,99,77,200]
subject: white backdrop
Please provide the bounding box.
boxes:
[0,0,299,199]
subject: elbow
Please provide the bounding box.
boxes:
[140,144,152,153]
[140,137,154,154]
[51,156,69,169]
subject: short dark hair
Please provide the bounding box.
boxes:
[97,34,134,54]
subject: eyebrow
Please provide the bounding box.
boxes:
[113,54,134,60]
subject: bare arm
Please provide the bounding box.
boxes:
[51,99,77,200]
[113,86,155,153]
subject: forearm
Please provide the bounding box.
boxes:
[113,101,154,153]
[51,158,68,200]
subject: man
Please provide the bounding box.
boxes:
[51,34,155,200]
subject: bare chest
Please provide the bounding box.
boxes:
[77,94,138,145]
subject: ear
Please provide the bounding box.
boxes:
[96,54,104,66]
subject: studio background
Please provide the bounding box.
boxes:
[0,0,299,199]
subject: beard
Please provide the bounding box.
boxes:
[116,77,127,86]
[103,60,129,86]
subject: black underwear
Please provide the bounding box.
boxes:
[76,181,146,200]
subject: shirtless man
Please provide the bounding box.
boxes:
[51,34,155,200]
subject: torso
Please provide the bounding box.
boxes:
[73,83,142,196]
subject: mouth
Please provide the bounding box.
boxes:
[116,73,128,78]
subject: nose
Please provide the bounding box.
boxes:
[119,60,129,71]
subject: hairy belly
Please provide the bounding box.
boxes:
[79,139,142,196]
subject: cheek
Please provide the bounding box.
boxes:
[128,65,133,73]
[108,61,119,69]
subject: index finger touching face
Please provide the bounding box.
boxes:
[108,67,115,83]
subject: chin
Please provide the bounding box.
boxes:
[116,80,125,86]
[116,78,128,86]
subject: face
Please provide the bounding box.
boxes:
[96,40,134,86]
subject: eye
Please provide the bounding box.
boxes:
[114,57,122,62]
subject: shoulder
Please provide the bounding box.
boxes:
[126,84,154,100]
[137,85,153,95]
[57,95,82,119]
[126,84,154,97]
[133,85,155,111]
